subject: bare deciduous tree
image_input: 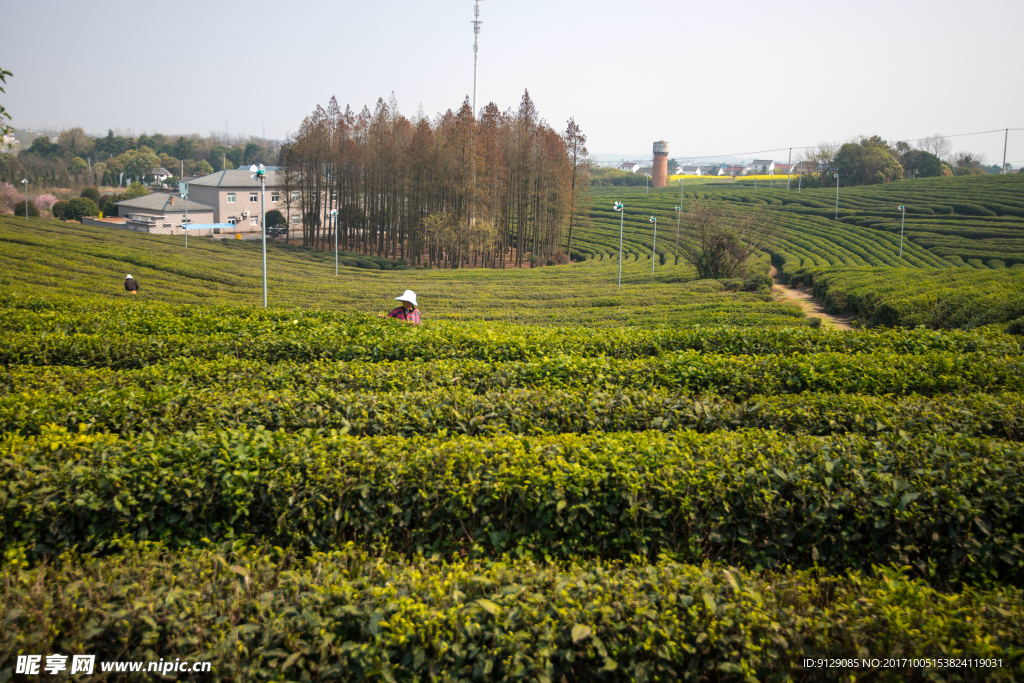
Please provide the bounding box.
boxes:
[282,91,580,269]
[563,117,589,260]
[917,134,952,161]
[679,202,778,279]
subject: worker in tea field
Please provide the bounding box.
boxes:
[124,274,139,295]
[380,289,421,324]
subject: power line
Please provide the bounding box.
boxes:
[595,127,1024,165]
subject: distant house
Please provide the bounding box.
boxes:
[774,163,793,174]
[794,161,817,174]
[679,166,702,176]
[1,133,18,148]
[748,159,775,174]
[114,193,215,233]
[149,167,173,183]
[619,162,640,173]
[722,165,746,176]
[186,169,297,231]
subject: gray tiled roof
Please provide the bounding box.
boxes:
[114,193,214,213]
[187,169,281,188]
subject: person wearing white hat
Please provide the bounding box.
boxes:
[380,289,421,324]
[124,274,139,295]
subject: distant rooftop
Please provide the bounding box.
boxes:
[114,193,213,213]
[189,169,281,188]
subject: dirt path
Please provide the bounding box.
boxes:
[769,266,854,331]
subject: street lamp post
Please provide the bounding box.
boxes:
[898,205,906,258]
[649,216,657,272]
[614,201,624,288]
[330,209,339,275]
[21,179,28,221]
[674,205,681,248]
[249,164,268,307]
[834,173,840,219]
[770,170,774,189]
[645,173,650,194]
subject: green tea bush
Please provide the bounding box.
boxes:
[743,274,773,291]
[2,545,1020,682]
[4,427,1023,584]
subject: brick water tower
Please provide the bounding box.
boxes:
[652,140,669,188]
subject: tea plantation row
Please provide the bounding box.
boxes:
[4,426,1023,586]
[3,382,1022,441]
[3,544,1020,682]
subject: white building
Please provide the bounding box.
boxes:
[748,159,775,174]
[619,162,640,173]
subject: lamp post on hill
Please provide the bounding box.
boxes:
[249,164,267,307]
[645,173,650,194]
[614,201,625,288]
[674,205,681,249]
[834,173,840,219]
[330,209,339,275]
[898,205,906,258]
[20,179,28,222]
[649,216,658,272]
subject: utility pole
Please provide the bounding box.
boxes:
[787,148,792,190]
[472,0,483,116]
[1003,129,1009,175]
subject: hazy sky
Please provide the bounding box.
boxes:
[4,0,1023,164]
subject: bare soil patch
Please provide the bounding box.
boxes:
[769,266,854,331]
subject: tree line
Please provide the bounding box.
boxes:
[0,127,279,191]
[797,134,1007,188]
[282,91,590,268]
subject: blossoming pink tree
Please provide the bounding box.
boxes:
[34,193,58,211]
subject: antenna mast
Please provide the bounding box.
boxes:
[472,0,483,117]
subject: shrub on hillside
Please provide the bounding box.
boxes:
[80,186,101,204]
[743,274,773,291]
[547,249,569,266]
[51,200,68,220]
[722,278,745,291]
[1006,317,1024,335]
[14,200,40,217]
[64,197,100,222]
[98,194,123,217]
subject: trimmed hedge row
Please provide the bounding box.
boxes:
[3,427,1023,584]
[7,348,1021,398]
[2,545,1021,682]
[787,267,1024,330]
[2,381,1022,441]
[1,302,1021,366]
